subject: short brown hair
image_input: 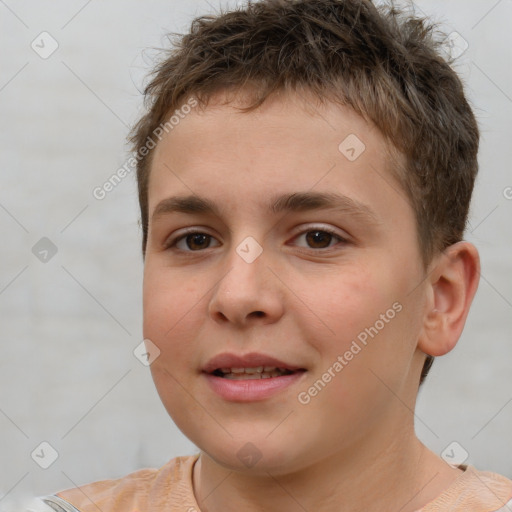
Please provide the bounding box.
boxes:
[129,0,479,386]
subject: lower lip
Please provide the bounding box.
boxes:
[203,371,306,402]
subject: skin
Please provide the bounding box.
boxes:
[142,89,480,512]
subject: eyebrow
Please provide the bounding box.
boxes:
[151,191,380,226]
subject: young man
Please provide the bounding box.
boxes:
[33,0,512,510]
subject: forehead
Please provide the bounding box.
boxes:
[148,90,408,222]
[153,90,386,158]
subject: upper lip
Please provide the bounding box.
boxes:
[202,352,306,373]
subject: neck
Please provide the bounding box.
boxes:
[192,429,463,512]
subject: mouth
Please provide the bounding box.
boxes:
[202,352,307,401]
[202,352,307,378]
[210,367,303,380]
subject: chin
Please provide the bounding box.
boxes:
[203,447,289,475]
[193,434,313,477]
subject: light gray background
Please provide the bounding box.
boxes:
[1,0,511,504]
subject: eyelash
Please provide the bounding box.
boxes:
[164,226,348,253]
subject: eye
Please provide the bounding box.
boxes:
[164,226,348,253]
[166,231,220,252]
[292,227,348,251]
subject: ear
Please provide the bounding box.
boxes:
[417,241,480,357]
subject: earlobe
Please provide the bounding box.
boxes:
[418,242,480,357]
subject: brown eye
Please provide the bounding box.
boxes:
[293,227,346,251]
[166,231,220,252]
[182,233,213,251]
[305,230,335,249]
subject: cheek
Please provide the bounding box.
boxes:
[300,265,396,346]
[298,262,419,390]
[142,265,206,367]
[143,268,206,424]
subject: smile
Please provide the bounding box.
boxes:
[212,367,296,379]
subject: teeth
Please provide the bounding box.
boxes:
[219,367,293,379]
[219,366,281,374]
[244,366,264,374]
[224,371,284,380]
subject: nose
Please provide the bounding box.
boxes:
[207,241,285,328]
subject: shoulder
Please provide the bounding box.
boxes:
[39,454,200,512]
[419,465,512,512]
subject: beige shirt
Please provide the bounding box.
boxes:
[46,454,512,512]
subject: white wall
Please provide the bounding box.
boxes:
[0,0,511,504]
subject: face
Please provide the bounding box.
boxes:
[143,91,429,475]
